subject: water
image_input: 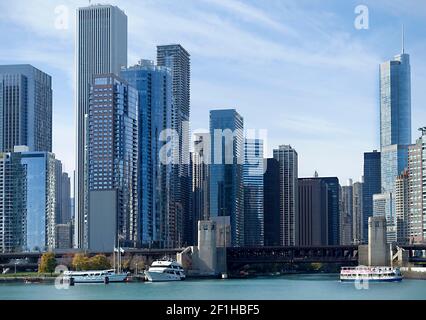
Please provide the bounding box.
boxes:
[1,274,425,300]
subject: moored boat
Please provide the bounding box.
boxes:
[63,269,129,284]
[144,258,186,282]
[340,266,403,282]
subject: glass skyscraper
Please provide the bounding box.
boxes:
[362,150,381,243]
[0,64,52,153]
[87,74,138,250]
[75,4,128,249]
[243,139,264,247]
[121,60,173,248]
[209,109,244,247]
[378,50,412,242]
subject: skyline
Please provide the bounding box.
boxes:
[1,1,426,186]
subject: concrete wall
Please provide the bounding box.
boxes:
[89,190,117,252]
[368,216,389,266]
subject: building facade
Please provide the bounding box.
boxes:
[352,181,364,244]
[87,74,138,251]
[0,64,52,153]
[121,60,173,248]
[75,4,128,249]
[340,180,353,245]
[363,151,381,243]
[263,158,280,246]
[395,170,409,244]
[379,51,412,242]
[157,45,191,248]
[297,178,328,246]
[209,109,244,246]
[243,139,264,247]
[273,145,298,246]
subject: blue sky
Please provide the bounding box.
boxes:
[0,0,425,188]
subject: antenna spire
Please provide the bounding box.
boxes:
[402,24,405,54]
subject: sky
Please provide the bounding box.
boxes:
[0,0,425,189]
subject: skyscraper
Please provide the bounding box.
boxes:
[157,44,191,248]
[263,158,280,246]
[273,145,298,246]
[362,151,381,243]
[406,128,426,243]
[0,152,26,253]
[243,139,264,247]
[318,177,340,245]
[75,4,128,249]
[352,180,364,244]
[378,48,412,242]
[297,178,328,246]
[395,170,409,244]
[0,64,52,153]
[87,74,138,251]
[121,60,173,248]
[340,180,353,245]
[209,109,244,246]
[190,134,210,246]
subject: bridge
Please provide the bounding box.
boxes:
[226,245,359,266]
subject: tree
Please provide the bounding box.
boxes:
[39,252,57,274]
[72,253,91,271]
[89,255,111,270]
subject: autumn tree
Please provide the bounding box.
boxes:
[38,252,57,274]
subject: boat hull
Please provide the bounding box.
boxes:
[340,277,403,283]
[64,274,128,284]
[145,271,184,282]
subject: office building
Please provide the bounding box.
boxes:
[352,180,364,244]
[87,74,138,251]
[273,145,298,246]
[243,139,264,247]
[340,180,353,245]
[395,170,409,244]
[190,134,210,246]
[209,109,244,246]
[263,158,280,246]
[0,64,52,153]
[55,223,73,249]
[297,178,328,246]
[75,4,128,249]
[373,192,395,243]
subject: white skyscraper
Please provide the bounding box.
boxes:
[75,5,128,249]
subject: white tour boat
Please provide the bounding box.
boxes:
[340,266,403,282]
[144,258,186,282]
[63,269,129,284]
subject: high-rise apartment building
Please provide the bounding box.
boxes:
[121,60,173,248]
[75,4,128,249]
[0,64,52,153]
[209,109,244,246]
[395,170,409,244]
[243,139,264,247]
[273,145,298,246]
[87,74,138,251]
[157,44,191,248]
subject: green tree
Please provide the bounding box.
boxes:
[38,252,57,274]
[72,253,91,271]
[89,255,111,270]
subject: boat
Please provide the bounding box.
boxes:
[340,266,403,282]
[63,269,129,284]
[144,258,186,282]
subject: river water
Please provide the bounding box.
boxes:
[0,274,425,300]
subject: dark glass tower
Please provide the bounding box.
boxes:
[362,150,381,243]
[263,158,280,246]
[209,109,244,247]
